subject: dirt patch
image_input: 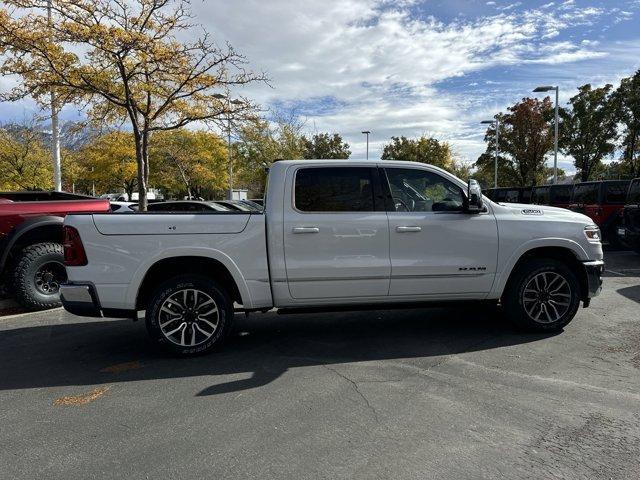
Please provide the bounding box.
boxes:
[53,386,111,406]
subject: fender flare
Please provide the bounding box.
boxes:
[490,238,589,298]
[126,246,254,309]
[0,216,63,273]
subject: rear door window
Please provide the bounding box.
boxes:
[572,183,599,204]
[604,183,629,204]
[551,185,572,203]
[294,167,376,212]
[532,187,550,204]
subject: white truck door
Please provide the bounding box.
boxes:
[283,166,391,299]
[383,167,498,298]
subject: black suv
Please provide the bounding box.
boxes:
[621,178,640,255]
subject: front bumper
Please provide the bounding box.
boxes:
[583,260,604,299]
[60,283,102,317]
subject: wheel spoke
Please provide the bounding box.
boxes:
[198,306,218,317]
[158,289,218,347]
[522,271,572,324]
[547,301,560,320]
[165,322,186,338]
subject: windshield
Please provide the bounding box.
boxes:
[628,180,640,204]
[572,183,599,204]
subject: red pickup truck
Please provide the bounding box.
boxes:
[0,191,110,309]
[569,180,630,248]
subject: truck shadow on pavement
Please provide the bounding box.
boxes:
[616,285,640,304]
[0,306,557,396]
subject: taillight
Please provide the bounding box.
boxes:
[63,225,87,266]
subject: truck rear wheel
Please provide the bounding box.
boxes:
[503,258,580,332]
[13,242,67,310]
[145,275,233,356]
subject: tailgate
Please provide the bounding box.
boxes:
[92,213,251,235]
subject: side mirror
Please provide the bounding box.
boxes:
[466,179,484,213]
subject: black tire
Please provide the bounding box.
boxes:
[13,242,67,310]
[503,258,581,332]
[145,275,233,356]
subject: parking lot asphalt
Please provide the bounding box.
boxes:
[1,251,639,480]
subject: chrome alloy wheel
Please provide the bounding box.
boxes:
[158,289,219,346]
[522,271,571,324]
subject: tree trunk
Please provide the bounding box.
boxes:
[134,130,148,211]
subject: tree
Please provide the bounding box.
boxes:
[612,70,640,178]
[302,133,350,159]
[560,84,618,182]
[0,123,52,190]
[475,98,554,187]
[0,0,263,209]
[381,135,453,169]
[234,116,305,195]
[150,130,228,199]
[73,131,138,198]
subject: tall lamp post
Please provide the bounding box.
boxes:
[47,0,61,191]
[361,131,371,160]
[481,118,500,188]
[533,85,559,184]
[214,93,243,200]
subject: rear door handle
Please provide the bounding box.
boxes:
[292,226,320,234]
[396,226,421,233]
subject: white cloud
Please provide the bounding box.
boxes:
[190,0,624,165]
[2,0,636,171]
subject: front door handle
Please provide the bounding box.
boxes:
[396,226,422,233]
[292,226,320,234]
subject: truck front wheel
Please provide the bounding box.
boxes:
[13,242,67,310]
[146,275,233,356]
[503,258,581,332]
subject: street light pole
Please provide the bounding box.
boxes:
[214,93,243,200]
[47,0,62,191]
[481,119,500,188]
[361,131,370,160]
[533,85,559,184]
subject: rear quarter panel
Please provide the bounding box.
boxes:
[64,213,271,311]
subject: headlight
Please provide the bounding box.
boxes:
[584,225,601,242]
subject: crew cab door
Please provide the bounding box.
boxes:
[283,166,390,299]
[383,167,498,297]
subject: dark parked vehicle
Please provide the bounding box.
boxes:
[214,200,262,212]
[531,184,574,209]
[0,191,110,309]
[145,201,231,212]
[485,187,531,204]
[569,180,630,247]
[621,178,640,255]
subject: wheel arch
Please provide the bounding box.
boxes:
[493,240,590,301]
[0,216,63,273]
[134,254,247,311]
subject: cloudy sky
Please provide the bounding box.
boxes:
[2,0,640,173]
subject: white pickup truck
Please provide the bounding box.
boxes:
[61,160,604,355]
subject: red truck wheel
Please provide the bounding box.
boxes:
[13,243,67,310]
